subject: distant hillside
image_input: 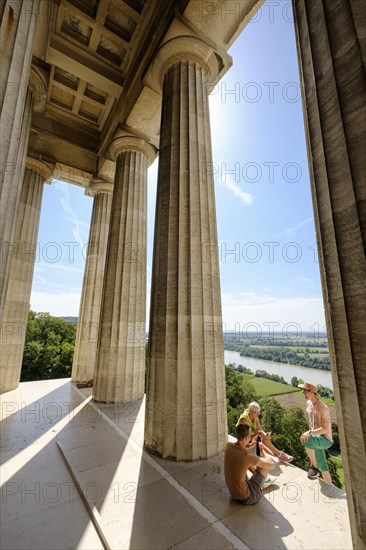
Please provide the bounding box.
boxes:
[61,316,78,325]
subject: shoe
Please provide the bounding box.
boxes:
[262,475,276,489]
[76,379,94,388]
[278,451,294,463]
[307,466,320,479]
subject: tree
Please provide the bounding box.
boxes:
[259,398,342,487]
[227,404,240,436]
[241,378,257,408]
[327,456,341,488]
[259,398,285,435]
[291,376,299,387]
[330,423,340,452]
[21,310,76,381]
[225,366,257,410]
[225,365,258,435]
[259,399,309,469]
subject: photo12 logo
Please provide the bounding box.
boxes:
[207,161,303,184]
[200,1,294,25]
[210,81,301,104]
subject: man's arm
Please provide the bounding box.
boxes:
[249,448,275,470]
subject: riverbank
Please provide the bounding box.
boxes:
[224,350,334,389]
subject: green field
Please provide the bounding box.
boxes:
[329,455,345,489]
[242,374,299,397]
[251,345,328,353]
[242,376,336,405]
[279,388,335,406]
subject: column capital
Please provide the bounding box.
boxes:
[149,35,221,92]
[86,178,114,197]
[108,131,156,165]
[28,65,48,113]
[26,157,54,183]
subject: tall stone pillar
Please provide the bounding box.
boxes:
[0,1,40,316]
[0,158,53,392]
[72,179,113,384]
[293,1,366,547]
[145,36,227,460]
[93,133,155,403]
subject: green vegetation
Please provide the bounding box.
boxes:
[225,363,342,488]
[229,366,334,402]
[60,316,78,325]
[21,310,76,381]
[241,373,298,397]
[328,455,345,489]
[21,316,343,488]
[225,333,330,370]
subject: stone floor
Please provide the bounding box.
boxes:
[0,379,352,549]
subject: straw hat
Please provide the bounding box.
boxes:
[298,382,317,393]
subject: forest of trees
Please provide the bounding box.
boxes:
[21,311,341,486]
[21,310,76,381]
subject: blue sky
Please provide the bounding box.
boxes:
[30,1,326,335]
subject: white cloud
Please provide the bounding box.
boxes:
[60,216,90,230]
[289,275,315,286]
[221,292,326,333]
[33,273,48,284]
[218,174,253,205]
[35,262,83,274]
[55,180,87,249]
[275,217,313,238]
[212,157,253,205]
[30,291,82,317]
[30,287,326,334]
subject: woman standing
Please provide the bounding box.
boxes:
[299,382,333,483]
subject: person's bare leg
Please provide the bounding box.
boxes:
[262,443,276,457]
[321,470,332,483]
[262,438,279,457]
[305,447,317,467]
[256,465,271,478]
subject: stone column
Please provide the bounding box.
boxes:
[293,1,366,547]
[0,158,53,392]
[0,1,40,316]
[92,133,155,403]
[144,36,227,460]
[71,179,113,384]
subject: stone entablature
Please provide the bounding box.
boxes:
[26,0,253,187]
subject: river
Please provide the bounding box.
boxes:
[224,350,333,389]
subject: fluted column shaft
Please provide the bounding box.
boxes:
[145,57,227,460]
[0,159,52,392]
[93,136,155,403]
[293,1,366,547]
[0,1,39,316]
[72,180,113,383]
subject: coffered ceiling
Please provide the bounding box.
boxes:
[28,0,261,185]
[30,0,188,182]
[46,0,145,131]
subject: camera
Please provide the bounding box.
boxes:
[256,435,262,456]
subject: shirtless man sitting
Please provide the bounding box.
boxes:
[224,423,276,505]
